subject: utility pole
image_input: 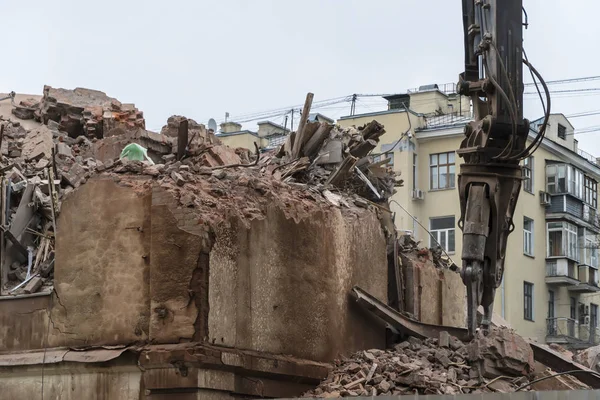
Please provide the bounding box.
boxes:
[350,94,357,116]
[283,115,288,133]
[290,109,294,132]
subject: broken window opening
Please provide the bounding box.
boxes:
[0,170,56,296]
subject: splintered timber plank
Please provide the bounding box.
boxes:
[325,155,358,187]
[304,122,333,158]
[9,183,35,240]
[349,139,378,158]
[360,120,385,141]
[291,93,314,159]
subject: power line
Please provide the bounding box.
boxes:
[525,75,600,87]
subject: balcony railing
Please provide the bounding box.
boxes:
[547,317,577,338]
[577,148,600,167]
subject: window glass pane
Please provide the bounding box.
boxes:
[430,154,437,165]
[448,229,455,252]
[430,231,438,248]
[439,153,447,164]
[439,165,448,188]
[448,152,455,164]
[548,222,563,229]
[449,165,456,188]
[431,217,454,230]
[440,231,446,249]
[431,166,438,189]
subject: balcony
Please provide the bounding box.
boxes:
[568,265,600,293]
[546,317,578,343]
[545,259,579,286]
[547,317,600,348]
[578,324,600,346]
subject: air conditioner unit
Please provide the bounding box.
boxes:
[411,189,425,200]
[540,191,551,206]
[585,316,591,325]
[586,305,590,315]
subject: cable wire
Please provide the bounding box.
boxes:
[507,54,551,160]
[514,369,600,391]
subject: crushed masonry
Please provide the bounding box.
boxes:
[303,327,588,397]
[0,87,402,297]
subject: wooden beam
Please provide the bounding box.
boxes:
[325,155,358,187]
[304,122,333,158]
[291,93,314,159]
[349,139,378,158]
[177,119,189,161]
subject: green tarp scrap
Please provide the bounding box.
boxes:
[119,143,155,165]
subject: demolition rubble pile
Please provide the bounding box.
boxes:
[12,86,145,138]
[265,118,403,203]
[0,87,403,295]
[304,327,588,397]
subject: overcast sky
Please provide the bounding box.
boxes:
[3,1,600,155]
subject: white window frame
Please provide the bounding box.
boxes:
[585,176,598,208]
[547,221,579,260]
[524,217,534,257]
[524,281,534,321]
[547,164,584,198]
[584,229,599,268]
[523,157,534,193]
[429,216,455,253]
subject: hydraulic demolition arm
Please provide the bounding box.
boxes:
[457,0,550,338]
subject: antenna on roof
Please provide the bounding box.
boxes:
[208,118,217,132]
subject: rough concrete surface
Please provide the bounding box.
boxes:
[52,177,151,346]
[209,205,387,362]
[149,185,212,342]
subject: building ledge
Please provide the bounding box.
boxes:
[545,276,580,286]
[567,283,600,293]
[545,212,600,233]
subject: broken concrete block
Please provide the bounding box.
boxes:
[198,166,212,175]
[439,331,450,348]
[61,163,86,188]
[23,277,43,294]
[212,170,227,180]
[466,327,535,379]
[56,142,73,158]
[163,154,175,162]
[171,171,186,186]
[35,159,50,170]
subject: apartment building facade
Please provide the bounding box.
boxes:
[338,85,600,348]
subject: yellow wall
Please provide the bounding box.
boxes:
[218,133,263,151]
[337,107,600,344]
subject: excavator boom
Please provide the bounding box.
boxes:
[456,0,546,338]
